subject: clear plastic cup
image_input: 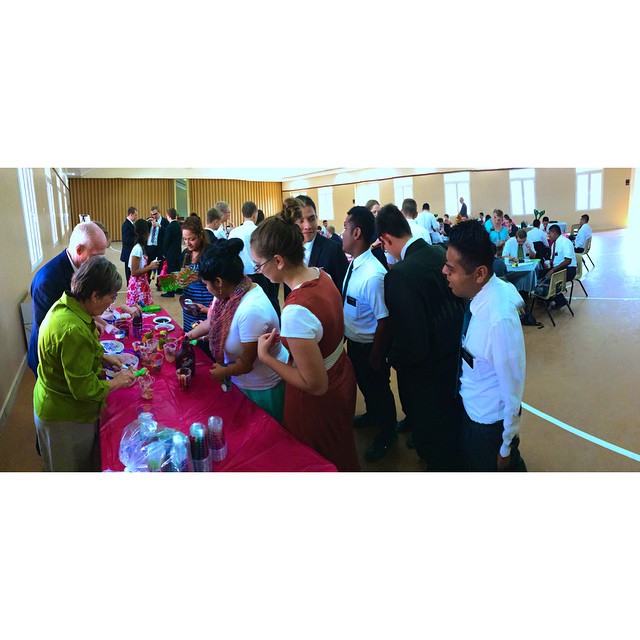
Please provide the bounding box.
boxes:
[138,374,154,400]
[177,367,191,391]
[149,351,164,374]
[163,341,178,363]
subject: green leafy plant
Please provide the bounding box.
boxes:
[533,209,545,220]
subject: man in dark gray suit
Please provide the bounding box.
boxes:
[120,206,138,284]
[377,204,466,470]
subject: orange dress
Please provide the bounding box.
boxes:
[281,270,360,471]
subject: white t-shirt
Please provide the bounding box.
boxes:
[217,285,288,390]
[128,244,147,270]
[527,226,549,247]
[228,220,258,274]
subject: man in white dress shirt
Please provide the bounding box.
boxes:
[214,200,231,240]
[401,198,432,244]
[417,202,444,244]
[539,224,577,308]
[443,221,527,472]
[341,206,397,462]
[526,218,550,259]
[229,201,280,317]
[502,229,535,261]
[573,214,593,253]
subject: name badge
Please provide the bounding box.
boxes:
[461,346,474,369]
[346,295,357,307]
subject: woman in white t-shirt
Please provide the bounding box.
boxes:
[185,238,287,422]
[126,219,158,307]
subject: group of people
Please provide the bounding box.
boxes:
[29,192,540,473]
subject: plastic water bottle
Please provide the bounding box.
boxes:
[207,416,227,462]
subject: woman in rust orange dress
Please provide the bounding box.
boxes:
[250,198,359,471]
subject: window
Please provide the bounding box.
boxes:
[18,168,43,269]
[393,177,413,206]
[509,168,536,217]
[56,174,69,234]
[355,181,380,207]
[44,168,59,245]
[317,187,334,219]
[576,168,603,210]
[444,172,470,217]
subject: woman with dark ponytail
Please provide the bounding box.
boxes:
[126,218,159,306]
[185,238,288,421]
[249,198,360,471]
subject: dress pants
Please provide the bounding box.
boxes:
[396,357,463,471]
[34,411,101,472]
[346,339,396,438]
[460,409,527,472]
[249,273,281,319]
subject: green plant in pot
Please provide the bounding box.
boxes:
[533,209,545,220]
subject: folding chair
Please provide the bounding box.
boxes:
[582,236,595,269]
[530,268,574,327]
[568,254,589,304]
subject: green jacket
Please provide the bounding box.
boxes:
[34,292,110,423]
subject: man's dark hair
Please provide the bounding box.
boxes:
[437,217,444,223]
[516,228,527,240]
[447,220,495,276]
[532,218,541,228]
[127,206,137,216]
[256,209,265,224]
[296,194,316,212]
[167,208,177,219]
[401,198,418,218]
[581,214,590,223]
[542,216,549,222]
[242,201,258,218]
[422,202,430,211]
[346,206,376,245]
[376,203,411,239]
[206,207,221,224]
[549,224,561,236]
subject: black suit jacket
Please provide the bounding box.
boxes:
[308,233,348,291]
[459,202,468,218]
[27,249,75,374]
[163,220,183,272]
[120,218,136,264]
[384,239,464,372]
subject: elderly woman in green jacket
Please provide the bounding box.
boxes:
[34,256,136,471]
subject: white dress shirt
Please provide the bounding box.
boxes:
[342,249,389,343]
[502,236,534,259]
[574,223,592,250]
[526,226,549,247]
[550,234,577,268]
[460,275,526,457]
[303,237,316,266]
[228,220,258,274]
[407,218,432,244]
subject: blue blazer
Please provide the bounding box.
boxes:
[27,249,75,375]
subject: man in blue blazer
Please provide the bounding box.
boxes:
[28,222,110,377]
[120,206,138,284]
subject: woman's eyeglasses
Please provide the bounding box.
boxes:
[253,256,274,272]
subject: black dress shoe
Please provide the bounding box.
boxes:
[364,432,397,463]
[161,292,175,298]
[353,414,377,429]
[395,418,412,433]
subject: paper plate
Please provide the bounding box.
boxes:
[104,352,139,379]
[153,316,172,324]
[155,323,175,332]
[100,340,125,355]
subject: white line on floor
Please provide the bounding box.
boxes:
[569,297,640,301]
[521,402,640,462]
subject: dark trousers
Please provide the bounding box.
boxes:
[123,263,131,286]
[250,273,281,320]
[346,339,396,438]
[396,357,463,471]
[460,409,527,471]
[538,266,576,305]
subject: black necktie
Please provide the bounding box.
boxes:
[455,302,472,396]
[342,261,354,303]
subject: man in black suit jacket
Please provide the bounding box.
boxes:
[161,207,183,297]
[377,204,466,471]
[120,206,138,284]
[459,197,468,219]
[296,195,348,291]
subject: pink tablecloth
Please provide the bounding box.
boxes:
[99,309,336,472]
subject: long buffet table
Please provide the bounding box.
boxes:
[99,308,336,472]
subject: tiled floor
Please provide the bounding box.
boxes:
[1,229,638,471]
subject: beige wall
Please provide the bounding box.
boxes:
[0,168,71,426]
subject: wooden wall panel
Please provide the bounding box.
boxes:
[69,178,175,242]
[188,179,283,229]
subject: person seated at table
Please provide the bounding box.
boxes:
[572,214,593,253]
[33,256,136,471]
[541,216,550,234]
[443,214,452,236]
[506,214,519,237]
[184,239,288,422]
[502,229,535,261]
[538,223,577,308]
[527,218,550,259]
[126,219,159,307]
[179,216,213,335]
[492,243,508,278]
[488,209,509,254]
[250,198,360,471]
